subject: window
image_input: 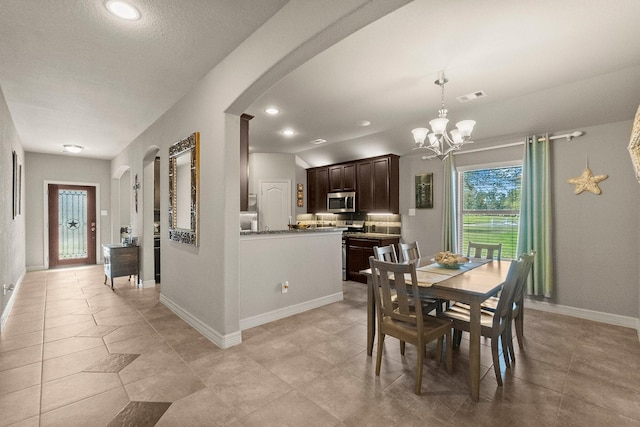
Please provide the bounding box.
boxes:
[457,163,522,259]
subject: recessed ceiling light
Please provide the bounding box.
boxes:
[281,128,295,137]
[264,107,280,115]
[310,139,327,145]
[357,120,371,127]
[62,145,84,154]
[105,0,141,20]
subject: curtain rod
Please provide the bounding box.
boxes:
[452,131,584,155]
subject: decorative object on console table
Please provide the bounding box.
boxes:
[102,244,139,290]
[415,173,433,208]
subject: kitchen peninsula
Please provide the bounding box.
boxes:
[239,227,344,331]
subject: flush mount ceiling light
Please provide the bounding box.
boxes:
[264,107,280,115]
[412,71,476,160]
[62,144,84,154]
[357,120,371,127]
[281,128,295,137]
[105,0,141,20]
[310,138,327,145]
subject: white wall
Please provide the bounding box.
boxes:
[24,153,111,270]
[239,232,343,329]
[109,1,409,346]
[400,121,640,320]
[0,86,26,328]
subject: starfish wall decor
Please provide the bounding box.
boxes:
[567,165,608,195]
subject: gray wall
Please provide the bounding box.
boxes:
[0,86,26,327]
[400,120,639,319]
[24,152,111,269]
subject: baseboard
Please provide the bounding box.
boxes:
[0,270,26,332]
[239,292,344,331]
[26,265,45,272]
[527,298,639,331]
[159,294,242,349]
[140,279,156,289]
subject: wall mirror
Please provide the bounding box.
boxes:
[169,132,199,245]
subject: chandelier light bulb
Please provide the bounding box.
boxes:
[411,71,476,160]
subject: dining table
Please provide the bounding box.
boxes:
[361,257,512,402]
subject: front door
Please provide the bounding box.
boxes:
[48,184,97,268]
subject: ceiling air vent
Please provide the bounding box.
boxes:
[457,90,487,103]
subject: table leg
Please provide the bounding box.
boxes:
[367,277,375,356]
[469,301,481,402]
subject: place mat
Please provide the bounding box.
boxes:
[416,258,492,279]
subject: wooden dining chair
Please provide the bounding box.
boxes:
[438,256,525,386]
[369,256,453,395]
[398,241,421,262]
[467,241,503,260]
[373,245,398,263]
[481,251,536,363]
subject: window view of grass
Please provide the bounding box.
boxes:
[458,165,522,260]
[461,214,519,259]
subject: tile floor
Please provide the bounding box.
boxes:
[1,265,639,426]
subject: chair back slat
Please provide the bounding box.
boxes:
[373,245,398,263]
[467,241,502,260]
[513,251,535,309]
[492,257,524,330]
[399,241,421,262]
[369,257,421,327]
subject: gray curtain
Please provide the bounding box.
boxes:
[441,155,457,252]
[517,134,554,297]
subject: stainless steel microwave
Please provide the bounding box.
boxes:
[327,191,355,213]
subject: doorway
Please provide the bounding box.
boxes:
[48,184,97,268]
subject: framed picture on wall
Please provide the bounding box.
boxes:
[415,173,433,209]
[12,151,19,219]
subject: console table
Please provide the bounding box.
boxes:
[103,244,139,289]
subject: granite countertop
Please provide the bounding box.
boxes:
[343,232,402,238]
[240,227,346,236]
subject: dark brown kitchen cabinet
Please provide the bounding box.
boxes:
[307,154,398,213]
[328,163,356,192]
[346,236,400,283]
[307,167,328,213]
[356,154,399,213]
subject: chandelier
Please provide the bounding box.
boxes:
[412,72,476,160]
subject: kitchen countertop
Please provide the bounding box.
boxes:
[240,227,346,236]
[343,232,401,239]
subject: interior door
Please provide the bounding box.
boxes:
[48,184,97,268]
[260,180,291,231]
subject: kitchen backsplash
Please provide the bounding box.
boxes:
[295,213,401,235]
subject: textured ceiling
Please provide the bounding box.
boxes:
[1,1,640,165]
[0,0,287,159]
[245,0,640,167]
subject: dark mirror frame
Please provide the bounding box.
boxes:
[168,132,199,246]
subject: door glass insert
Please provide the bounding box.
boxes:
[58,189,88,259]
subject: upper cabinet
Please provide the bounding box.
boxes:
[307,166,329,213]
[307,154,399,214]
[356,155,399,213]
[328,163,356,192]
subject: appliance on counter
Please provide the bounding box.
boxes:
[327,191,355,213]
[240,211,258,232]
